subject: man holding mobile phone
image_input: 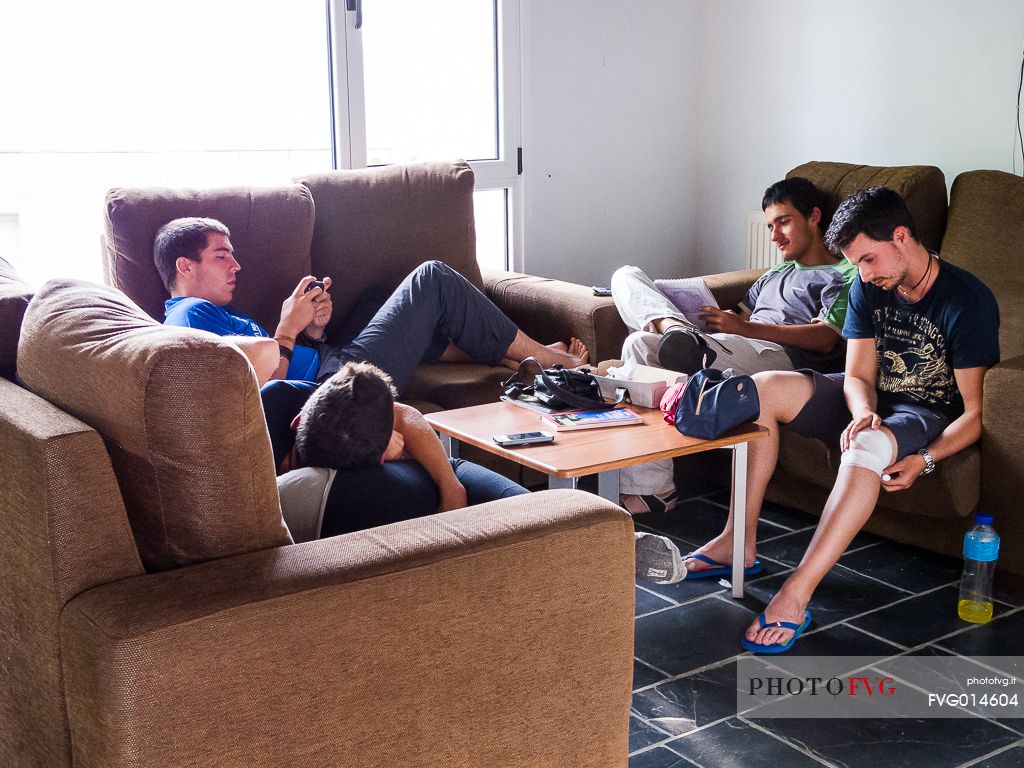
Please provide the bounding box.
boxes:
[155,217,589,393]
[609,178,858,515]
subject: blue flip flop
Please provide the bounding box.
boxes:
[741,610,812,654]
[683,552,762,580]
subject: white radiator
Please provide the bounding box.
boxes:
[746,212,782,270]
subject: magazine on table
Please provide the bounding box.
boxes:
[541,407,644,431]
[653,277,719,330]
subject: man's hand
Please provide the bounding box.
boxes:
[699,306,749,335]
[840,410,881,451]
[382,430,406,462]
[438,479,468,513]
[277,276,324,338]
[304,276,333,339]
[880,453,928,492]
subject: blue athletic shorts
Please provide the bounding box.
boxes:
[785,371,950,460]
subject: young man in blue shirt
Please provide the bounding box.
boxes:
[156,217,588,392]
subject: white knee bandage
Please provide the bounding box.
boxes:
[840,429,894,477]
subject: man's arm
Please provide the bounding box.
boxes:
[700,307,840,354]
[226,337,279,386]
[881,366,987,492]
[839,338,880,450]
[392,403,468,513]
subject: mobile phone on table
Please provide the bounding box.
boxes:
[492,431,555,447]
[592,286,613,297]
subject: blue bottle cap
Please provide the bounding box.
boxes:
[975,513,994,525]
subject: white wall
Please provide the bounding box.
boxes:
[521,0,1024,282]
[520,0,701,285]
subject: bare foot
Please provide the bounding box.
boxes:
[743,589,808,649]
[567,337,589,364]
[684,534,758,576]
[528,337,589,369]
[546,341,568,353]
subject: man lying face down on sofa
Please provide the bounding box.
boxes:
[154,216,589,391]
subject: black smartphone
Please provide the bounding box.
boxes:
[492,431,555,447]
[592,286,613,297]
[304,279,326,293]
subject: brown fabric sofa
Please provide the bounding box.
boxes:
[694,162,1024,575]
[103,160,626,413]
[0,265,636,765]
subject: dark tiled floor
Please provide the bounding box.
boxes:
[630,485,1024,768]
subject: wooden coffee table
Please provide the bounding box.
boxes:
[425,401,768,596]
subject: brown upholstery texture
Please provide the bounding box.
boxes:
[778,433,980,520]
[17,280,291,571]
[104,184,315,333]
[788,161,948,251]
[0,257,33,381]
[60,490,635,768]
[0,379,143,768]
[295,161,481,329]
[404,362,512,410]
[941,170,1024,361]
[483,270,629,364]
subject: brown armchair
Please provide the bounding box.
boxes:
[0,266,636,766]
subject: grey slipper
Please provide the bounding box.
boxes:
[635,532,687,584]
[657,327,717,373]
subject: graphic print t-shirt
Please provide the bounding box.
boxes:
[842,258,1000,421]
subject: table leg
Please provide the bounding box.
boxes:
[548,476,577,490]
[730,442,748,598]
[440,434,459,459]
[597,469,620,503]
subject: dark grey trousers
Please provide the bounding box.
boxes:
[316,261,518,394]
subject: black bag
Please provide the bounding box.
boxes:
[673,368,760,440]
[502,357,627,411]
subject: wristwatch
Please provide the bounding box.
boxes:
[917,448,936,475]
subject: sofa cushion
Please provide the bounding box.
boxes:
[777,431,979,520]
[18,280,292,571]
[788,162,948,252]
[104,184,315,334]
[0,257,33,381]
[941,170,1024,361]
[295,160,481,333]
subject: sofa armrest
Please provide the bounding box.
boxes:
[982,355,1024,514]
[60,490,635,768]
[699,267,766,310]
[483,269,628,364]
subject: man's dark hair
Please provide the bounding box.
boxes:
[153,217,230,293]
[825,186,918,252]
[295,362,396,469]
[761,177,832,231]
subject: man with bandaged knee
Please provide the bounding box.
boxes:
[681,186,1000,653]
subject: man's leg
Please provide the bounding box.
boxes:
[699,334,795,377]
[686,370,818,573]
[317,261,585,393]
[744,436,895,648]
[451,458,530,505]
[610,265,693,333]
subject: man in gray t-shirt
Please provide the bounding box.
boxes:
[610,177,857,514]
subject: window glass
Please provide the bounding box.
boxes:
[360,0,498,166]
[0,1,331,286]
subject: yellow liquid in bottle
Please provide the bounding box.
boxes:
[958,599,993,624]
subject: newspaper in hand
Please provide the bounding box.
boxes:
[653,277,718,330]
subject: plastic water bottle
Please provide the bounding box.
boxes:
[958,513,999,624]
